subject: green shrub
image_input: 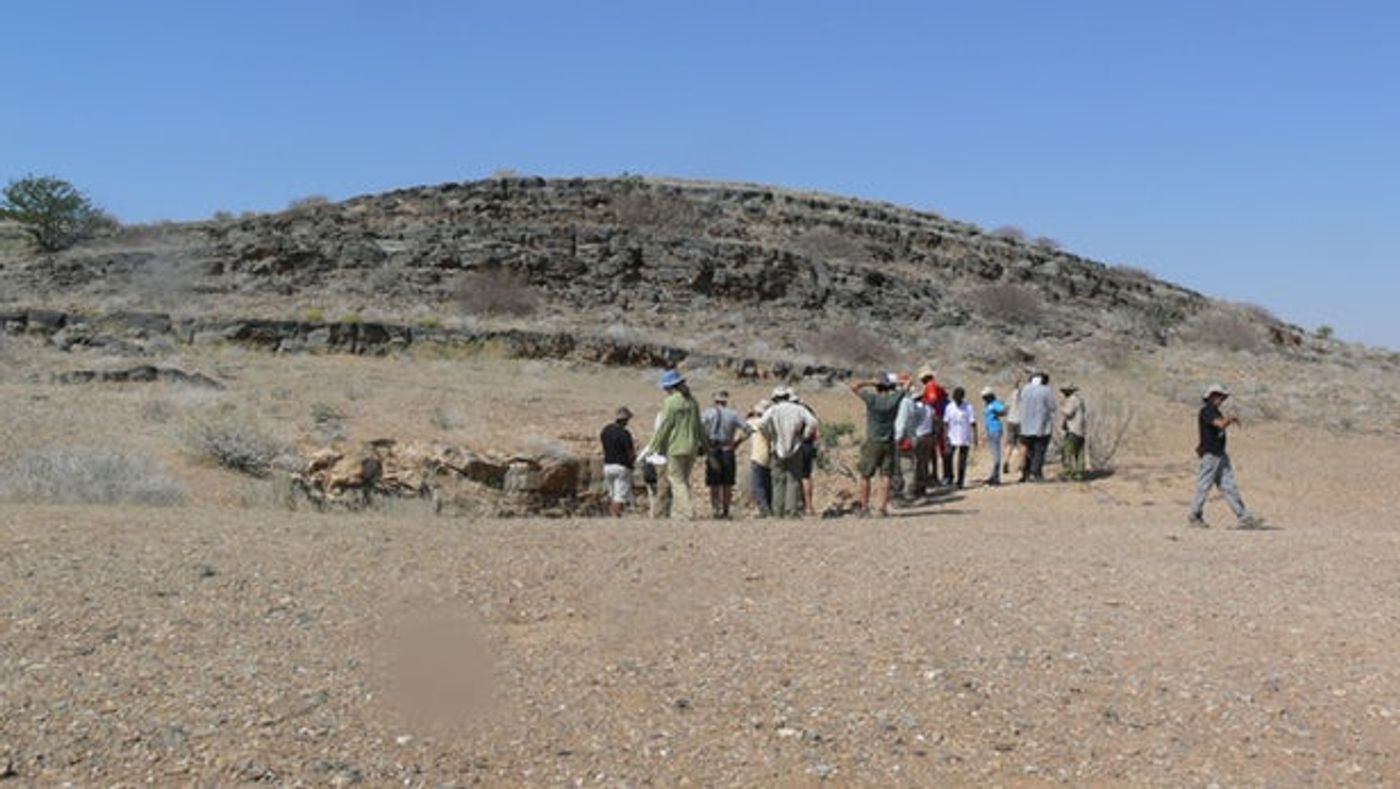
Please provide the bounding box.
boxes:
[1,174,114,251]
[823,420,857,448]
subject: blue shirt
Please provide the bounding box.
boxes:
[984,400,1007,435]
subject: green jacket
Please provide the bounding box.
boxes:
[648,392,708,458]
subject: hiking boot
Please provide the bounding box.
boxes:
[1235,514,1266,529]
[1187,514,1209,528]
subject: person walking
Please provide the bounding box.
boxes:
[642,369,708,520]
[1189,384,1265,529]
[1059,383,1087,481]
[701,390,752,519]
[757,386,819,518]
[942,386,977,489]
[1018,372,1057,482]
[980,387,1007,485]
[850,373,905,516]
[746,400,774,517]
[600,406,636,517]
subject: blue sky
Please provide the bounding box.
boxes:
[4,1,1397,347]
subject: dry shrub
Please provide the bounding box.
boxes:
[0,448,185,506]
[1032,236,1061,251]
[792,226,869,264]
[1137,299,1187,342]
[181,403,283,477]
[287,194,331,211]
[991,225,1027,242]
[1181,308,1263,352]
[454,268,539,317]
[1112,264,1156,281]
[810,324,897,369]
[970,283,1044,325]
[612,190,706,234]
[1236,302,1278,323]
[1087,396,1135,471]
[1090,337,1134,371]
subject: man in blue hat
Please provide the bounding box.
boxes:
[642,369,708,520]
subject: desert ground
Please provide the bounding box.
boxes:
[3,341,1400,785]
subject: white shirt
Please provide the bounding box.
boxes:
[943,401,976,447]
[758,401,819,460]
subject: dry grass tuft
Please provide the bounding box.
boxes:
[0,448,185,506]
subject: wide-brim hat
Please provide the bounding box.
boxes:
[714,389,730,402]
[771,385,793,400]
[917,365,935,381]
[980,386,995,399]
[1203,383,1230,400]
[659,369,685,390]
[615,406,633,420]
[1060,383,1079,393]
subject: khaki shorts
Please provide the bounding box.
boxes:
[603,463,633,504]
[858,440,898,479]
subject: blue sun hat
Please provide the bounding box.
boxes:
[659,369,686,390]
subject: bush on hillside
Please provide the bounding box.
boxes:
[1,175,115,251]
[970,283,1044,326]
[611,189,707,234]
[810,324,898,368]
[287,194,331,211]
[1181,308,1263,352]
[793,226,869,264]
[0,448,185,506]
[454,268,539,317]
[990,225,1027,242]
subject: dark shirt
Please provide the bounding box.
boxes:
[860,390,904,444]
[1197,404,1226,456]
[601,423,635,468]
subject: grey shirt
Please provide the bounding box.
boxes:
[701,405,751,447]
[1018,382,1058,437]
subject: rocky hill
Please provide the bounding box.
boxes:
[0,177,1368,375]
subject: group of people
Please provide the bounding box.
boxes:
[599,366,1093,520]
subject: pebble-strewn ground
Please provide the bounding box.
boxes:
[3,341,1399,784]
[5,458,1399,786]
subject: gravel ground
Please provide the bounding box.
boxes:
[5,476,1400,785]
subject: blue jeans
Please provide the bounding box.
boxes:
[750,461,772,515]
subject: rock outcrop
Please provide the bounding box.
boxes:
[1,177,1294,364]
[293,439,608,517]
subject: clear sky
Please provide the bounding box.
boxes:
[4,1,1397,348]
